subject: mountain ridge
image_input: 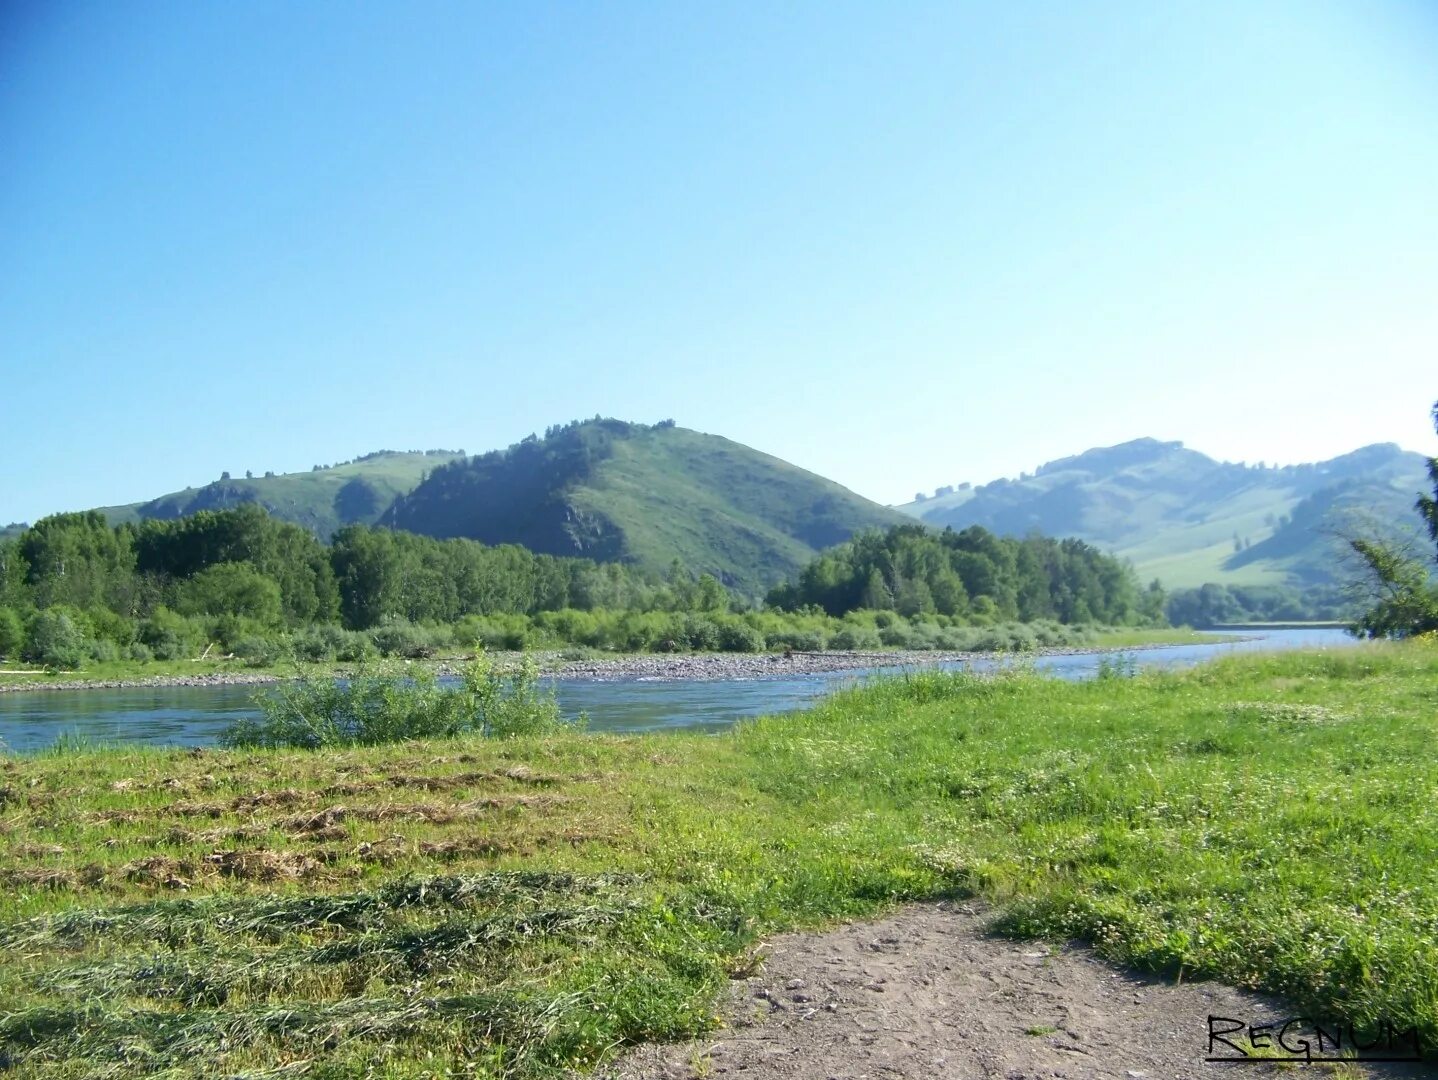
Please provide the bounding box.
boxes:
[384,419,909,594]
[898,438,1430,590]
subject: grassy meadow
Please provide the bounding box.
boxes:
[1,642,1435,1076]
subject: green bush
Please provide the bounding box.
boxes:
[764,629,826,652]
[125,642,154,663]
[224,653,575,749]
[0,607,25,660]
[533,609,601,647]
[232,635,285,667]
[292,624,349,662]
[87,638,121,663]
[85,607,135,648]
[877,623,913,648]
[716,620,766,653]
[456,613,536,651]
[24,609,89,670]
[679,614,721,651]
[829,626,881,651]
[178,561,284,628]
[371,621,440,659]
[138,607,205,661]
[335,630,378,662]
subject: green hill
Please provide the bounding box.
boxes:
[385,419,908,594]
[97,451,465,538]
[898,439,1430,590]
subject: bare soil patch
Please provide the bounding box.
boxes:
[600,902,1428,1080]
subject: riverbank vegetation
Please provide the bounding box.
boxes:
[0,509,1164,676]
[1,642,1434,1075]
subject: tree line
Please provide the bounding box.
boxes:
[767,524,1165,625]
[0,508,1164,669]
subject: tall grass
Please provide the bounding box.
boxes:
[223,653,575,749]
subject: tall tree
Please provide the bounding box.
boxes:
[20,512,136,612]
[1418,400,1438,549]
[1349,399,1438,637]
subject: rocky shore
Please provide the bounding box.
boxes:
[540,649,979,681]
[0,641,1204,695]
[0,671,286,694]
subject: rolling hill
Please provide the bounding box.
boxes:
[898,438,1430,591]
[385,419,909,594]
[96,451,465,538]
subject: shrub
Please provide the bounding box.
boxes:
[878,623,913,648]
[177,562,284,628]
[232,635,285,667]
[371,621,438,659]
[85,608,135,647]
[0,607,25,660]
[464,653,573,738]
[457,614,535,651]
[292,624,349,663]
[533,609,601,647]
[24,609,89,670]
[829,626,881,651]
[138,607,205,661]
[335,630,378,662]
[716,621,766,653]
[126,642,155,663]
[764,629,826,652]
[936,627,983,651]
[679,615,721,651]
[87,638,121,663]
[224,653,574,749]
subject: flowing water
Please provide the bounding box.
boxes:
[0,628,1356,753]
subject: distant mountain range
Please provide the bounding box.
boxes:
[896,439,1430,590]
[12,422,903,595]
[11,424,1426,599]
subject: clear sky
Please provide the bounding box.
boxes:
[3,1,1436,525]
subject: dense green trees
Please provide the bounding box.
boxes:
[20,511,137,612]
[1166,582,1352,627]
[0,505,724,663]
[767,524,1163,625]
[0,507,1166,668]
[136,505,338,624]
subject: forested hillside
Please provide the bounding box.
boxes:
[386,419,908,594]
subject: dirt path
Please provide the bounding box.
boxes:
[598,902,1429,1080]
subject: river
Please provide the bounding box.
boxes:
[0,628,1356,753]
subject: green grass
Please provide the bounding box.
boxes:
[2,642,1435,1076]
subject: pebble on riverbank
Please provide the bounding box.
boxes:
[0,643,1192,695]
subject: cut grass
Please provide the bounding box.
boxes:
[1,642,1435,1076]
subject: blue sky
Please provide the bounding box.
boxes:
[3,1,1436,524]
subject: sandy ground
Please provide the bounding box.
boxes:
[597,901,1431,1080]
